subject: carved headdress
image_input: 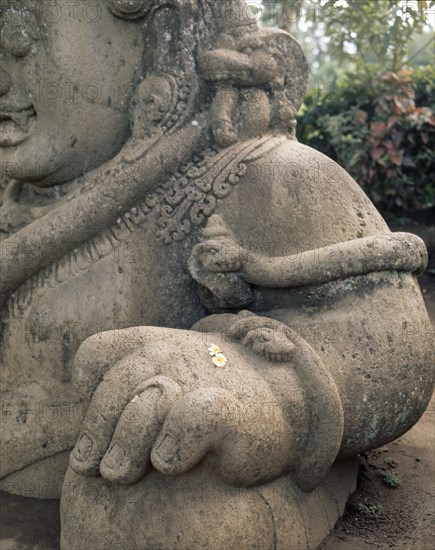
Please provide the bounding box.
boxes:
[108,0,309,144]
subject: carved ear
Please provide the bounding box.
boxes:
[130,73,181,137]
[136,3,198,134]
[234,28,308,137]
[198,25,309,143]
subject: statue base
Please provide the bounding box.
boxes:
[61,458,358,550]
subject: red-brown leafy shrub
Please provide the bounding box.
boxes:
[297,66,435,220]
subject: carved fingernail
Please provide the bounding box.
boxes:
[73,433,93,462]
[102,443,126,470]
[153,433,178,463]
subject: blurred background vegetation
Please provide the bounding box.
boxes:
[256,0,435,222]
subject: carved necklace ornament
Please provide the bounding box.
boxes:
[1,136,285,321]
[0,0,307,311]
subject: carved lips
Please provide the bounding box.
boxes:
[0,104,36,147]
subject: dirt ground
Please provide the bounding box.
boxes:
[320,218,435,550]
[320,396,435,550]
[0,220,434,550]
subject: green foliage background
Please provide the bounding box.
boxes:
[297,66,435,219]
[261,0,435,219]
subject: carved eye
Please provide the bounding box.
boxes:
[109,0,153,18]
[114,0,146,12]
[0,9,39,58]
[205,245,220,256]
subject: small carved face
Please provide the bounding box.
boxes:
[0,0,144,185]
[130,75,174,138]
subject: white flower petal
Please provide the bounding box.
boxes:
[212,353,227,367]
[208,344,220,355]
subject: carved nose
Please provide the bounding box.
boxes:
[0,66,12,96]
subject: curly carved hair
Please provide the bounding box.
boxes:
[107,0,308,147]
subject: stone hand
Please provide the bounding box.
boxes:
[188,219,253,309]
[192,239,243,273]
[195,312,346,492]
[226,312,296,362]
[69,327,295,487]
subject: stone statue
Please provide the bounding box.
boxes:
[0,1,433,548]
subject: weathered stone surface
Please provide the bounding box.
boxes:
[61,458,359,550]
[0,1,433,549]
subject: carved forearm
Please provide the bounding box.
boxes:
[238,232,427,287]
[0,122,204,311]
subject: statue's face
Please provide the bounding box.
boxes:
[0,1,145,185]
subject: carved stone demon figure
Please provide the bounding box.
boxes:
[0,1,433,548]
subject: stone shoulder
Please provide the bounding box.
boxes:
[216,138,389,254]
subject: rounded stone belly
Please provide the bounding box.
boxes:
[263,271,434,454]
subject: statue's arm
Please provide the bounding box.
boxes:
[69,314,345,492]
[187,180,433,460]
[190,215,427,290]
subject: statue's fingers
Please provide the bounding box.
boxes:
[72,331,123,399]
[227,316,276,340]
[193,240,242,271]
[69,355,155,476]
[228,315,298,344]
[73,328,157,399]
[99,376,182,484]
[150,387,238,476]
[191,242,223,273]
[151,387,292,486]
[192,241,221,259]
[241,327,272,347]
